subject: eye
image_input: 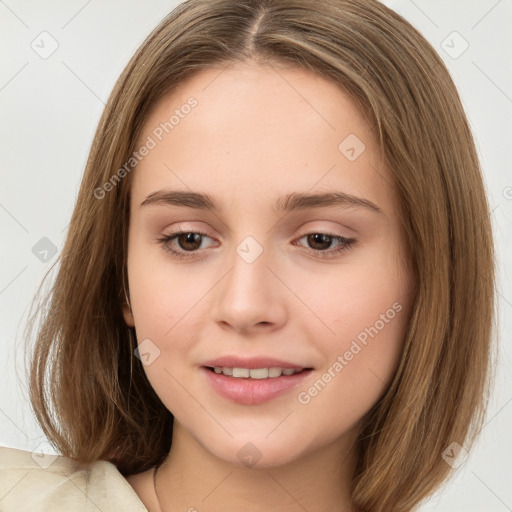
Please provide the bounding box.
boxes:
[157,231,216,259]
[294,233,356,258]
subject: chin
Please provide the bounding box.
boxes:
[197,428,315,469]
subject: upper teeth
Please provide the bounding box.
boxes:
[213,367,302,379]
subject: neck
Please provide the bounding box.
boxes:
[154,421,361,512]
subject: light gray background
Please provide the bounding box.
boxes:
[1,1,511,510]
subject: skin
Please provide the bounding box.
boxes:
[122,60,414,512]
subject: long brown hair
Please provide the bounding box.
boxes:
[25,1,496,510]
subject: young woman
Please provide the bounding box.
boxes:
[0,0,495,511]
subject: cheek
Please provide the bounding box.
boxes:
[290,245,410,411]
[292,280,409,443]
[127,238,206,339]
[290,240,410,348]
[126,255,204,411]
[125,243,205,393]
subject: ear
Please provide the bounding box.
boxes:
[122,302,135,327]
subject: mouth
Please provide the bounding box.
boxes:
[201,360,314,405]
[204,366,311,379]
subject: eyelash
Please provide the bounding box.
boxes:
[156,230,356,260]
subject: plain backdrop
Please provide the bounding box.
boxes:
[1,1,511,510]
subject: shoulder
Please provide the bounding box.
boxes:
[0,445,147,511]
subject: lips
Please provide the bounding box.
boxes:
[201,355,314,405]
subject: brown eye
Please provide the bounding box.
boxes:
[295,232,356,258]
[306,233,336,251]
[157,230,216,259]
[175,232,203,251]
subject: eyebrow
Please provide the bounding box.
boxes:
[140,189,382,214]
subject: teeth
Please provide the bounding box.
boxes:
[212,366,304,378]
[232,367,250,378]
[268,367,282,378]
[249,368,268,379]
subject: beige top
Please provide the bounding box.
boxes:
[0,446,148,511]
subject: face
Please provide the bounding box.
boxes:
[123,60,414,468]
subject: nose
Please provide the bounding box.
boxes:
[211,243,287,334]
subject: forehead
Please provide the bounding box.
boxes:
[131,61,392,214]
